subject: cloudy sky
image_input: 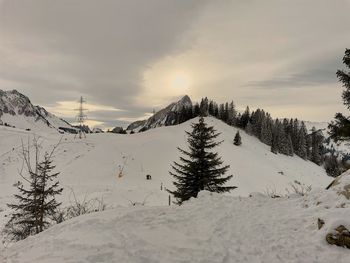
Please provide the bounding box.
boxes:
[0,0,350,129]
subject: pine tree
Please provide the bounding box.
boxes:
[240,106,250,128]
[5,149,63,241]
[329,49,350,140]
[245,121,253,135]
[296,122,307,159]
[324,153,342,177]
[193,103,201,117]
[168,117,236,204]
[260,115,273,146]
[36,154,63,232]
[228,101,236,125]
[310,127,324,165]
[337,49,350,109]
[233,131,242,146]
[199,97,209,117]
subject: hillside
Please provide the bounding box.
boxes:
[0,89,74,133]
[0,117,331,209]
[0,116,341,262]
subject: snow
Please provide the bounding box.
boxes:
[0,117,331,209]
[0,116,345,262]
[0,90,73,133]
[2,189,350,263]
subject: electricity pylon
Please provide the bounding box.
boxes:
[74,96,87,139]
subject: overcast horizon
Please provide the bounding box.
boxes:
[1,0,350,129]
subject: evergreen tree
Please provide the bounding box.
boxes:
[292,119,300,151]
[329,49,350,140]
[329,113,350,141]
[337,49,350,109]
[233,131,242,146]
[260,114,273,146]
[218,103,225,120]
[240,106,250,128]
[5,150,63,241]
[324,153,342,177]
[245,121,253,135]
[193,103,200,117]
[199,97,209,117]
[228,101,236,125]
[168,117,236,204]
[296,122,308,159]
[310,127,324,165]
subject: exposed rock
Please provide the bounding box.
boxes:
[111,127,126,134]
[92,127,104,133]
[326,225,350,249]
[126,120,147,131]
[318,218,325,230]
[127,95,192,131]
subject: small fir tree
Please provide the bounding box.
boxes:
[4,143,63,241]
[168,117,236,204]
[233,131,242,146]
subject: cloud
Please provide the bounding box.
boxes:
[0,0,350,126]
[0,0,208,127]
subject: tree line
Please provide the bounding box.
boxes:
[174,97,325,168]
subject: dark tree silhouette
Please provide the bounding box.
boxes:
[168,117,236,204]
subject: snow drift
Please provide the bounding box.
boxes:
[2,188,350,263]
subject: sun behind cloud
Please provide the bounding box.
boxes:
[170,73,191,93]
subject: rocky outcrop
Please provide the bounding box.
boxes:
[127,95,192,131]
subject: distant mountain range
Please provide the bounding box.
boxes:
[0,89,74,133]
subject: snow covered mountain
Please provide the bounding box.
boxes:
[0,89,74,133]
[127,95,192,131]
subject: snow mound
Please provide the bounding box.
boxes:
[328,171,350,200]
[3,192,350,263]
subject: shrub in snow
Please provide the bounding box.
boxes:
[287,180,312,197]
[52,191,106,224]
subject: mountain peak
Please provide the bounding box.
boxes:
[127,95,193,131]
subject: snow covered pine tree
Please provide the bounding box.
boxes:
[168,117,236,204]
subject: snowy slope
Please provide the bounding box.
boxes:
[0,89,73,133]
[2,186,350,263]
[0,116,343,262]
[0,117,331,210]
